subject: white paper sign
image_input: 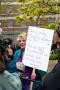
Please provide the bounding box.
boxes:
[23,26,54,71]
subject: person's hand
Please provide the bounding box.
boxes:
[7,48,13,56]
[31,72,36,80]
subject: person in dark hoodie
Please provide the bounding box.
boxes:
[42,27,60,90]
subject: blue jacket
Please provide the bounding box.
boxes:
[0,71,22,90]
[6,49,22,73]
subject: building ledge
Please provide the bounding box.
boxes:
[1,2,21,5]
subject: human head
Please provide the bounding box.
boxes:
[17,32,27,49]
[55,28,60,48]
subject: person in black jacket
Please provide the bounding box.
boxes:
[42,27,60,90]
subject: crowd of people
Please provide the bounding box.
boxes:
[0,27,60,90]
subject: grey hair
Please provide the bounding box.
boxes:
[17,32,27,41]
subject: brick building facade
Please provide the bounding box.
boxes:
[0,0,59,41]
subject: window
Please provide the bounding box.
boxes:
[20,21,27,27]
[8,20,14,27]
[47,17,53,23]
[7,5,13,14]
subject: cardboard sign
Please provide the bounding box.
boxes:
[23,26,54,71]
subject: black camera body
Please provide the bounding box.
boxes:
[0,38,13,58]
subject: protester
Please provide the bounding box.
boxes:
[42,27,60,90]
[4,32,33,90]
[0,37,22,90]
[0,46,22,90]
[16,32,33,90]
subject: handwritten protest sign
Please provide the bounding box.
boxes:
[23,26,54,71]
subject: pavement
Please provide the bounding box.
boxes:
[48,60,58,72]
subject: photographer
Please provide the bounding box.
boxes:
[0,45,22,90]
